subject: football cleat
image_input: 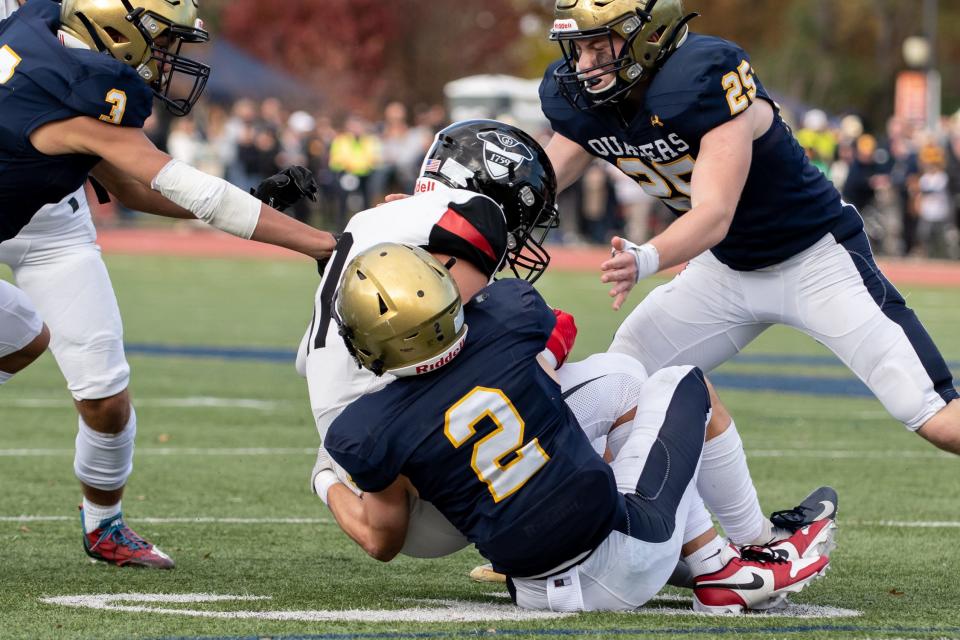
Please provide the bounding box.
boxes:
[693,546,829,614]
[770,486,838,533]
[469,563,506,584]
[81,509,175,569]
[765,517,837,562]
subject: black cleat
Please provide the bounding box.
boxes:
[770,486,838,533]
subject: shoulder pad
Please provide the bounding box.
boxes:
[648,34,763,141]
[539,59,583,137]
[64,50,154,127]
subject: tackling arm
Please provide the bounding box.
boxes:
[600,100,773,309]
[326,478,411,562]
[545,132,595,193]
[29,116,336,260]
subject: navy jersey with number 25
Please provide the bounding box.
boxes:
[326,279,624,577]
[0,0,153,242]
[541,33,863,271]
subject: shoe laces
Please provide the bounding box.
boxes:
[740,545,787,564]
[95,518,150,552]
[769,505,809,530]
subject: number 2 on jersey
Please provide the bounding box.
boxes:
[444,387,550,503]
[0,45,22,84]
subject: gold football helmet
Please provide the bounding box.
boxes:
[550,0,697,109]
[335,243,468,378]
[60,0,210,116]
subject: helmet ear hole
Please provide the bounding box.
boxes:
[104,26,129,44]
[377,295,389,316]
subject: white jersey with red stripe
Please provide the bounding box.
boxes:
[298,185,509,441]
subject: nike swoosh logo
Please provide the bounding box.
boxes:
[561,376,605,400]
[813,500,835,520]
[697,574,765,591]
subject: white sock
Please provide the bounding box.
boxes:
[696,421,770,545]
[683,535,728,577]
[82,498,121,534]
[74,408,136,491]
[0,370,12,385]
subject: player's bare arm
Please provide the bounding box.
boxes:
[600,99,773,309]
[30,116,337,260]
[91,159,195,219]
[545,132,595,193]
[326,477,411,562]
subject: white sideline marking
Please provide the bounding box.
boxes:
[40,594,569,622]
[1,516,330,524]
[7,396,286,410]
[0,447,314,457]
[39,593,861,621]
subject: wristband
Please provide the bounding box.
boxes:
[618,239,660,282]
[312,469,340,505]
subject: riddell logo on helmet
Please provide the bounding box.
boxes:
[552,19,579,32]
[415,335,466,374]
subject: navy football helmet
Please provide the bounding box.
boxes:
[418,120,558,283]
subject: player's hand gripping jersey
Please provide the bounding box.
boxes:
[299,185,509,439]
[326,279,624,577]
[0,0,153,242]
[541,33,862,271]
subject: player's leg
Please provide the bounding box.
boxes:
[608,252,771,374]
[12,225,173,568]
[0,279,48,382]
[789,230,959,454]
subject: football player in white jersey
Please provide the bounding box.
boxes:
[306,121,837,599]
[0,0,332,568]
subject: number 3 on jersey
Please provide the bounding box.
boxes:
[99,89,128,125]
[0,45,22,84]
[444,387,550,503]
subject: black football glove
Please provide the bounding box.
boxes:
[251,166,320,212]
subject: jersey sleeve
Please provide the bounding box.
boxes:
[652,37,767,142]
[324,401,405,493]
[63,54,154,128]
[426,194,509,278]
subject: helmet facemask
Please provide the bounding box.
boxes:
[135,9,210,117]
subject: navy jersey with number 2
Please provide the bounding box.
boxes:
[326,278,624,577]
[0,0,153,242]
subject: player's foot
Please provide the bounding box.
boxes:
[469,563,506,583]
[81,509,174,569]
[693,546,829,614]
[769,486,838,533]
[765,517,837,561]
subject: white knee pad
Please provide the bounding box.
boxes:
[74,408,136,491]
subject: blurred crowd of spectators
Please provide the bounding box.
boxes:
[135,98,960,261]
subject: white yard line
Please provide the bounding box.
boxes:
[6,396,288,410]
[0,447,314,457]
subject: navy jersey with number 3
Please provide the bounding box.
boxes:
[541,33,863,270]
[326,279,623,577]
[0,0,153,241]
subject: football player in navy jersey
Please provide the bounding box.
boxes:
[0,0,336,568]
[540,0,959,466]
[316,243,833,613]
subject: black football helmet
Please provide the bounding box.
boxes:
[418,120,558,283]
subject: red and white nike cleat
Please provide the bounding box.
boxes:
[693,546,829,614]
[765,517,836,562]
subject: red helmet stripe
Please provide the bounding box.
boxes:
[437,208,497,262]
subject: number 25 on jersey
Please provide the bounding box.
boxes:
[444,387,550,503]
